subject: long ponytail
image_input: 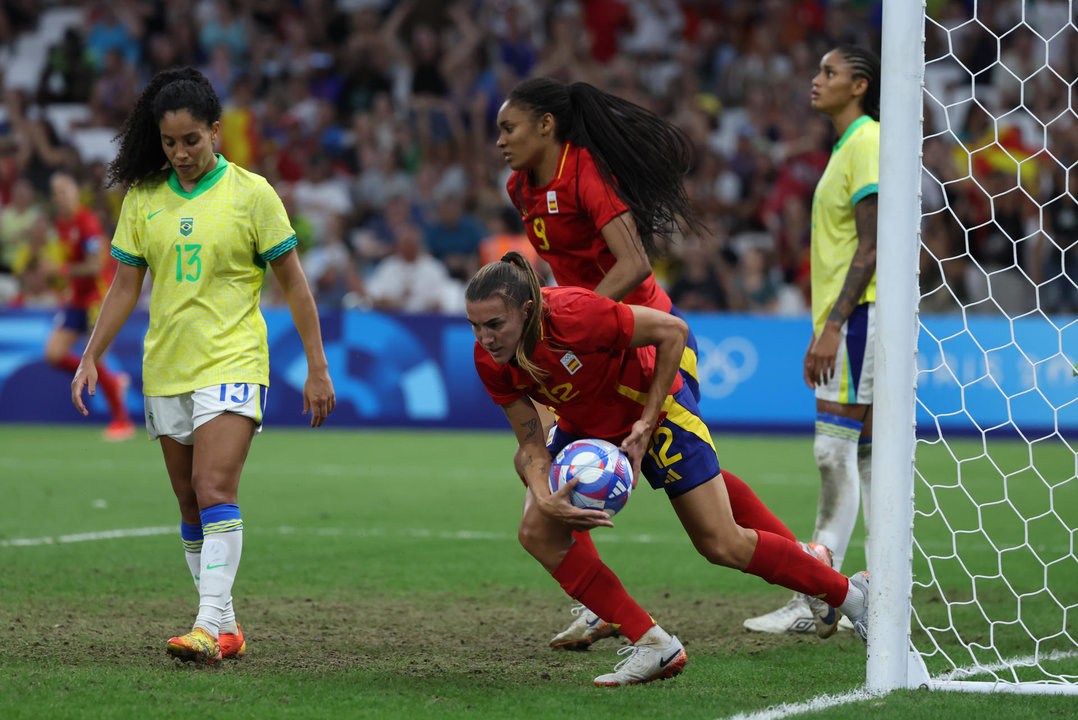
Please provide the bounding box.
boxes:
[465,250,548,383]
[506,78,706,256]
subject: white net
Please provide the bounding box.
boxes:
[913,0,1078,690]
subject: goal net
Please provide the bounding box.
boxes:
[873,0,1078,694]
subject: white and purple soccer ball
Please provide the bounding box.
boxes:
[549,439,635,517]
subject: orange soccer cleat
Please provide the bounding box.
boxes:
[219,623,246,659]
[166,627,221,664]
[103,419,137,442]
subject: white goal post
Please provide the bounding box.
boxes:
[872,0,1078,695]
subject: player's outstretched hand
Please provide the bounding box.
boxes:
[71,358,98,417]
[543,477,615,530]
[303,368,336,427]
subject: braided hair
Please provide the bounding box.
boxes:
[506,78,706,257]
[107,67,222,188]
[465,251,548,383]
[835,45,881,122]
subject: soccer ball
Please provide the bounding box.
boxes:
[549,439,635,516]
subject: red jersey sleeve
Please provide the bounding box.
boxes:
[574,150,629,232]
[474,343,526,405]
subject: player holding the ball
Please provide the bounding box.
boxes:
[466,252,870,687]
[496,76,709,650]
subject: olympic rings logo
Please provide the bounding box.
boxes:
[696,336,759,399]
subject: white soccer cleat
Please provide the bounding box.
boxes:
[550,604,621,650]
[743,593,817,634]
[846,571,870,643]
[593,632,687,686]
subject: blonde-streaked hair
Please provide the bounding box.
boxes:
[465,251,548,383]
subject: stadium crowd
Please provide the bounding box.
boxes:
[0,0,1074,317]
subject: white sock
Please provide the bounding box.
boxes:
[193,529,242,637]
[185,550,238,634]
[858,441,872,564]
[839,578,867,617]
[812,421,861,571]
[637,624,672,646]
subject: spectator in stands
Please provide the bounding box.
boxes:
[6,89,75,196]
[424,182,485,282]
[88,47,138,128]
[0,178,43,276]
[669,235,731,312]
[364,222,462,313]
[85,2,140,71]
[9,213,62,308]
[292,149,352,249]
[1035,165,1078,314]
[37,27,95,105]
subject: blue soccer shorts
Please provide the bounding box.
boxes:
[547,384,720,499]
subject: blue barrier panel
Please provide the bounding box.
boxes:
[1,309,1073,435]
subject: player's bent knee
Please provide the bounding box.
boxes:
[695,540,742,568]
[517,519,544,556]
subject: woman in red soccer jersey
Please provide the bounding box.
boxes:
[47,172,136,440]
[496,77,703,399]
[466,252,869,687]
[496,77,711,647]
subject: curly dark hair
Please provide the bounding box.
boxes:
[106,67,222,188]
[506,77,706,258]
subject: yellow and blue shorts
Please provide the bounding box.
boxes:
[547,384,720,499]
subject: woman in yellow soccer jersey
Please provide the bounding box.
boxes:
[744,45,881,634]
[71,67,335,663]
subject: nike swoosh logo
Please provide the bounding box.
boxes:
[586,617,601,628]
[659,649,682,667]
[147,209,165,219]
[206,563,228,569]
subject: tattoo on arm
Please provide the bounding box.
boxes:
[521,417,539,441]
[827,194,878,325]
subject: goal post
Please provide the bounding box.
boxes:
[871,0,1078,695]
[869,0,926,694]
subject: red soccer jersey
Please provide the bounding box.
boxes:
[474,286,684,442]
[55,206,110,309]
[505,143,672,312]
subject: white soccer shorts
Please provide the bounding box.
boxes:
[144,383,267,445]
[815,302,875,406]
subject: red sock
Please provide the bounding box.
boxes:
[571,529,596,554]
[722,470,796,541]
[552,535,654,642]
[54,354,80,373]
[61,354,130,422]
[745,529,849,606]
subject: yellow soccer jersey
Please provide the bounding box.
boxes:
[111,155,297,396]
[810,115,879,335]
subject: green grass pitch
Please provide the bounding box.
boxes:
[1,425,1074,719]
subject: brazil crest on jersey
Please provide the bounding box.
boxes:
[474,286,684,441]
[111,155,297,396]
[506,143,672,311]
[810,115,879,334]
